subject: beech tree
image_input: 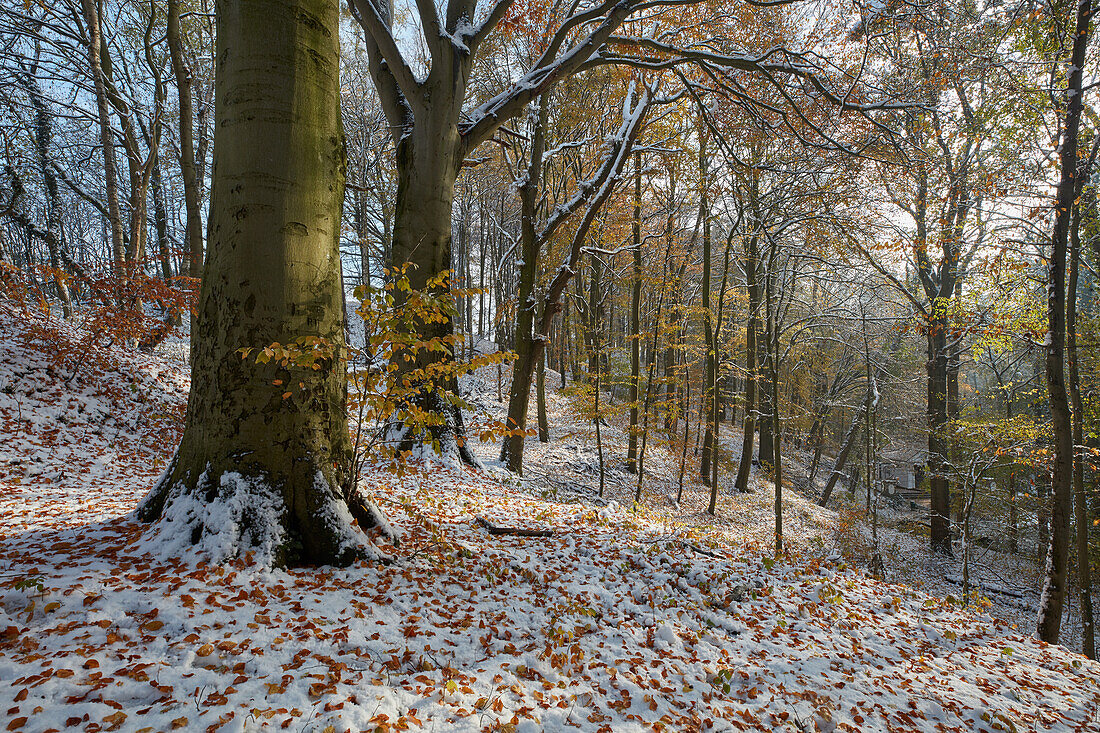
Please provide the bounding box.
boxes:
[499,81,656,474]
[348,0,901,460]
[1037,0,1093,646]
[138,0,382,566]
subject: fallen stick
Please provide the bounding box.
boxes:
[475,516,554,537]
[943,574,1028,600]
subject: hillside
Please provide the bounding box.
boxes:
[1,305,1099,733]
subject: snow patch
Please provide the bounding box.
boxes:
[139,468,287,565]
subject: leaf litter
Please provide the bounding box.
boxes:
[1,304,1098,733]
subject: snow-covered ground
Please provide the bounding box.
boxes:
[1,305,1099,732]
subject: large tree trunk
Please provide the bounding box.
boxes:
[387,116,479,464]
[1037,0,1090,645]
[138,0,378,567]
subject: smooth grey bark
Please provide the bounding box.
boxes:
[139,0,378,567]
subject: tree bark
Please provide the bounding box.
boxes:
[927,319,952,554]
[627,153,642,473]
[818,401,866,508]
[167,0,205,282]
[388,124,477,462]
[1068,202,1094,658]
[138,0,377,567]
[20,62,72,318]
[766,240,782,554]
[500,98,548,474]
[698,135,714,483]
[150,159,173,281]
[79,0,126,280]
[707,229,734,515]
[1037,0,1091,645]
[536,350,550,442]
[734,232,760,493]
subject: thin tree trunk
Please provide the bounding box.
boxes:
[536,351,549,442]
[500,98,548,473]
[707,230,735,514]
[766,245,781,553]
[1068,192,1094,658]
[595,334,605,499]
[1038,0,1091,645]
[167,0,203,282]
[20,65,72,318]
[635,274,666,504]
[734,232,760,493]
[699,136,714,482]
[677,363,691,503]
[80,0,126,280]
[818,402,866,508]
[1008,472,1019,554]
[627,152,642,473]
[151,159,173,281]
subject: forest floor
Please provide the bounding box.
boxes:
[1,303,1099,733]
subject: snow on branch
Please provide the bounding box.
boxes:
[348,0,423,107]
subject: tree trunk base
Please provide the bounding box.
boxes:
[390,393,481,470]
[137,453,390,567]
